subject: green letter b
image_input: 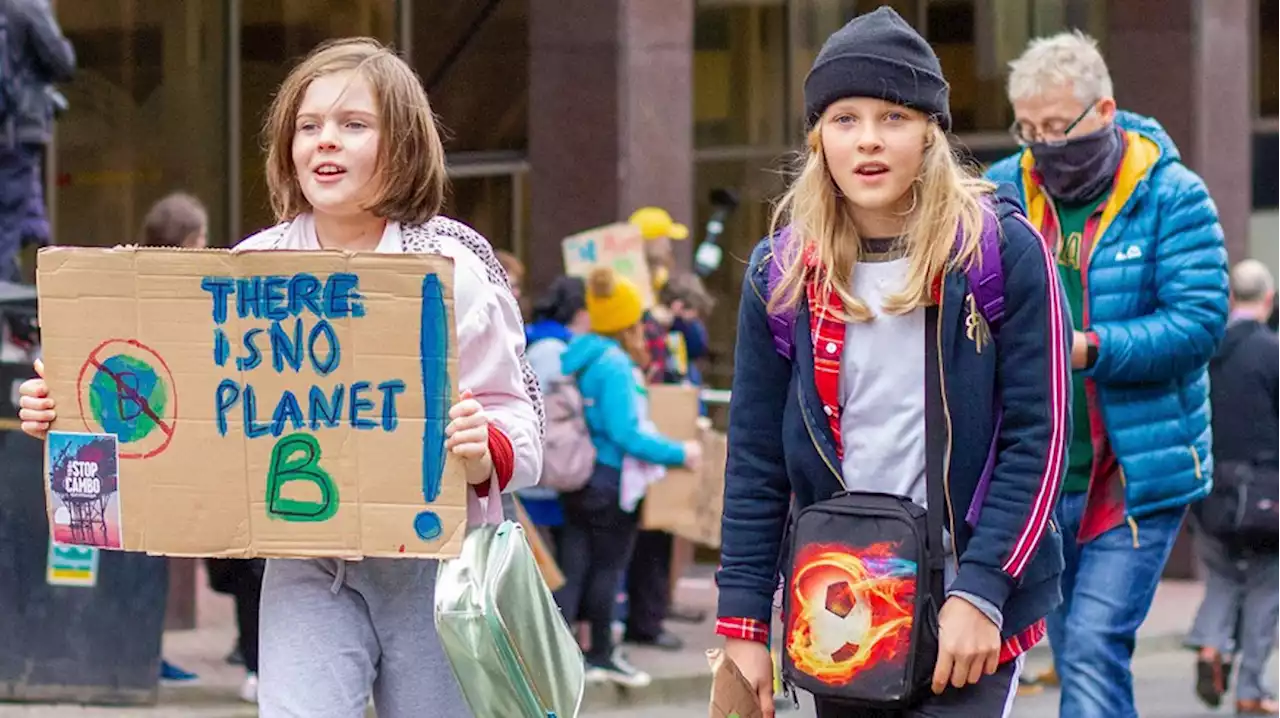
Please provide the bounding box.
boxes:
[265,433,338,522]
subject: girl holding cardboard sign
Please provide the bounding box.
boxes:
[18,38,543,718]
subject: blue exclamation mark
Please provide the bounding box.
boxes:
[413,273,449,540]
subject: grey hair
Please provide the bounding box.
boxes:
[1231,259,1275,303]
[1007,30,1114,104]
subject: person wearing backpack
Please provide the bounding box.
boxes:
[554,266,701,689]
[715,8,1070,717]
[521,274,591,555]
[1186,259,1279,716]
[0,0,73,282]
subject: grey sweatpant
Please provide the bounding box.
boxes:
[1187,528,1279,702]
[258,557,470,718]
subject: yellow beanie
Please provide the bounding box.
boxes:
[585,267,644,335]
[628,206,689,241]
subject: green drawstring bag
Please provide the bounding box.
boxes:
[435,477,584,718]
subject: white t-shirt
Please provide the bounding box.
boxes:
[837,255,927,508]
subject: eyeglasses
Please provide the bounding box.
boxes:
[1009,101,1097,147]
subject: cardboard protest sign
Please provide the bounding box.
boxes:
[561,223,654,308]
[642,385,726,548]
[37,247,466,559]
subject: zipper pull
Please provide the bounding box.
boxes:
[782,679,799,709]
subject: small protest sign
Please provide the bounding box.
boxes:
[561,223,654,308]
[642,384,726,548]
[47,432,121,549]
[37,247,466,559]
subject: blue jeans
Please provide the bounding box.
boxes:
[1046,492,1186,718]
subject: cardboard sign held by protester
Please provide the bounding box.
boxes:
[642,384,726,548]
[561,223,654,309]
[36,247,468,560]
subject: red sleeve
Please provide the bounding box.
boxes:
[715,617,769,644]
[472,424,514,498]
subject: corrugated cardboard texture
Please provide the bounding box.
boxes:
[37,247,467,559]
[642,384,725,548]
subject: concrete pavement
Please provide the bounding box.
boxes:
[595,646,1277,717]
[0,564,1210,717]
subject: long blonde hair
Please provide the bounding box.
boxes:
[767,122,996,322]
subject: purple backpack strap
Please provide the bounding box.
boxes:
[766,227,797,360]
[962,204,1006,336]
[962,203,1008,527]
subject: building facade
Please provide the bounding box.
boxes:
[43,1,1272,612]
[44,0,1276,382]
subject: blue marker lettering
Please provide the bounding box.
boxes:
[269,319,304,373]
[270,390,305,437]
[237,328,264,371]
[414,273,450,541]
[308,384,345,430]
[377,380,406,431]
[263,276,290,320]
[213,327,231,367]
[289,273,323,318]
[308,319,340,376]
[242,385,271,438]
[324,273,365,318]
[215,379,240,436]
[235,277,264,319]
[349,381,376,430]
[201,277,234,325]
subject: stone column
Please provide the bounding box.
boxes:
[528,0,695,292]
[1105,0,1253,262]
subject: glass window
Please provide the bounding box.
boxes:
[694,0,789,148]
[926,0,1107,133]
[693,155,789,389]
[410,0,529,153]
[791,0,1106,134]
[1259,0,1277,117]
[55,1,228,247]
[238,0,397,238]
[446,173,516,253]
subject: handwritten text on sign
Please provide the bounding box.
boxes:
[201,271,449,540]
[36,248,463,559]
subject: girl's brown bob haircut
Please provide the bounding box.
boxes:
[263,37,447,225]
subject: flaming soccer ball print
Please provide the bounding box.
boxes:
[786,541,917,686]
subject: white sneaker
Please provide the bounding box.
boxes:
[585,650,651,689]
[239,673,258,704]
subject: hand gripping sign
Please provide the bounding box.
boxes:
[37,247,467,559]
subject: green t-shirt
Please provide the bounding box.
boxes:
[1056,197,1106,494]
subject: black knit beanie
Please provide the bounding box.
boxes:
[803,6,951,131]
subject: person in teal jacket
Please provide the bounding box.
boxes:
[553,267,700,689]
[986,30,1228,718]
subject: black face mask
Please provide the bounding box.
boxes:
[1029,124,1124,205]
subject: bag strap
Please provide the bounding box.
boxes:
[963,204,1006,336]
[766,227,797,360]
[922,304,948,605]
[963,203,1011,526]
[466,474,505,527]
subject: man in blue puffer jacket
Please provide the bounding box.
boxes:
[987,31,1228,718]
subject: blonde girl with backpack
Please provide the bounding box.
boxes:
[18,38,541,718]
[714,8,1071,717]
